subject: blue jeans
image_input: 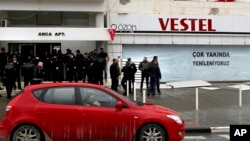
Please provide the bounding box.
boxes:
[150,77,158,94]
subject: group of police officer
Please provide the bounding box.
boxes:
[0,47,109,99]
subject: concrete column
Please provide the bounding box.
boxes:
[95,13,104,28]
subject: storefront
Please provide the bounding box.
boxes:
[107,13,250,82]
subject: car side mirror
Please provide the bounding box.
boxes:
[116,101,123,111]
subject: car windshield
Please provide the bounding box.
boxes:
[108,89,144,106]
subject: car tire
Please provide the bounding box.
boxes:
[11,125,43,141]
[138,124,167,141]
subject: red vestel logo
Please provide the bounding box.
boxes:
[158,18,216,32]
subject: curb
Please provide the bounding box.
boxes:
[185,126,230,133]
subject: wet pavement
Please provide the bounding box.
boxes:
[1,81,250,131]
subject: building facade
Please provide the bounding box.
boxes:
[2,0,250,82]
[0,0,111,56]
[106,0,250,82]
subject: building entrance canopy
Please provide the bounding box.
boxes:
[0,27,111,41]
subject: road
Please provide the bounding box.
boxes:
[0,133,230,141]
[185,133,229,141]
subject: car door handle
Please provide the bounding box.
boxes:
[36,110,46,114]
[82,113,91,117]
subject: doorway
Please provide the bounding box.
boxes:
[9,43,61,59]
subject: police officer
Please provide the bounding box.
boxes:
[13,56,22,90]
[75,50,84,82]
[51,54,64,83]
[110,58,121,91]
[57,49,65,81]
[65,53,78,82]
[11,49,22,63]
[41,51,52,81]
[5,59,16,99]
[87,57,95,83]
[82,52,90,82]
[92,57,103,85]
[21,59,35,87]
[98,48,109,82]
[0,47,8,90]
[121,58,137,95]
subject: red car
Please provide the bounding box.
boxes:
[0,83,185,141]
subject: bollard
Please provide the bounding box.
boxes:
[195,87,199,110]
[126,80,129,97]
[239,86,242,107]
[134,82,136,101]
[143,90,146,103]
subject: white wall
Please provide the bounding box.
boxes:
[61,41,96,54]
[0,0,105,12]
[0,41,8,50]
[106,0,250,16]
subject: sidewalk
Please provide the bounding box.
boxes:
[1,80,250,134]
[107,80,250,133]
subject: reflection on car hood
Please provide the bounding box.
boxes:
[141,103,180,115]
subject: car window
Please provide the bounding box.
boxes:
[43,87,76,105]
[33,89,43,99]
[80,87,118,108]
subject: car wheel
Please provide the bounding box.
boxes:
[138,124,166,141]
[12,125,43,141]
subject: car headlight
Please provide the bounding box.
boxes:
[166,115,183,124]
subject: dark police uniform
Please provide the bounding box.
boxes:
[121,60,137,95]
[21,61,35,87]
[13,58,22,90]
[110,59,120,91]
[5,63,16,99]
[65,54,78,82]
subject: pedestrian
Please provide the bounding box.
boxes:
[92,57,104,85]
[5,59,17,99]
[11,49,22,63]
[148,56,162,96]
[0,47,8,90]
[139,57,149,90]
[51,55,64,83]
[110,58,121,91]
[98,48,109,82]
[82,52,90,82]
[12,56,22,90]
[57,49,65,81]
[65,54,78,82]
[25,49,35,64]
[87,57,95,84]
[32,61,44,85]
[89,49,98,59]
[121,58,137,95]
[21,59,35,87]
[41,51,52,81]
[75,50,84,82]
[63,49,72,81]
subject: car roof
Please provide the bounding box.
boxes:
[23,82,105,91]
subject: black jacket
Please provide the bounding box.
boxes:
[5,63,16,79]
[148,62,161,79]
[33,66,44,79]
[122,63,137,80]
[110,63,120,79]
[21,63,35,78]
